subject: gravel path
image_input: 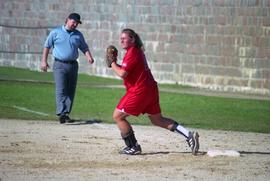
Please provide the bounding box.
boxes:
[0,119,270,181]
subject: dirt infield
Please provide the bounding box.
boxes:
[0,119,270,181]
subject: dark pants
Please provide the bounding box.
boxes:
[53,60,78,116]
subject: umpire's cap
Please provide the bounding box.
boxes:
[68,13,82,24]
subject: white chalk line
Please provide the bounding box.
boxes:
[13,105,49,116]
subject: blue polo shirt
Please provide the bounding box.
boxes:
[44,25,89,61]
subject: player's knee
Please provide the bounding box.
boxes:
[112,112,118,121]
[112,110,121,122]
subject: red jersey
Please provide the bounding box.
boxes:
[117,46,161,116]
[121,46,156,92]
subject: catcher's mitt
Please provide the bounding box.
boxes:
[105,45,118,67]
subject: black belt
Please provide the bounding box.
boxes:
[55,58,77,64]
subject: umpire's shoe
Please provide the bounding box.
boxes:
[59,115,74,124]
[119,144,142,155]
[187,132,199,155]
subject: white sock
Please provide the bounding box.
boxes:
[176,124,189,138]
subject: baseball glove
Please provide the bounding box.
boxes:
[105,45,118,67]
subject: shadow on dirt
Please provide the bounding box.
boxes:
[141,151,207,156]
[141,151,270,156]
[65,119,103,125]
[239,151,270,155]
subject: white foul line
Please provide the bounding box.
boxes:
[13,105,49,116]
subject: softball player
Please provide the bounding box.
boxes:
[110,28,199,155]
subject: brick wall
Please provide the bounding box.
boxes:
[0,0,270,95]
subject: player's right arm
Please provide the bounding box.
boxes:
[111,62,128,78]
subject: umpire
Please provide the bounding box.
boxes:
[41,13,94,123]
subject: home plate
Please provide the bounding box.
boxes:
[207,149,240,157]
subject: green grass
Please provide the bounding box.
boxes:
[159,92,270,133]
[0,66,122,85]
[1,66,270,133]
[0,81,123,121]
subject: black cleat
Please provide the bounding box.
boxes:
[59,115,66,124]
[187,131,199,155]
[59,115,74,124]
[119,144,142,155]
[64,115,74,123]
